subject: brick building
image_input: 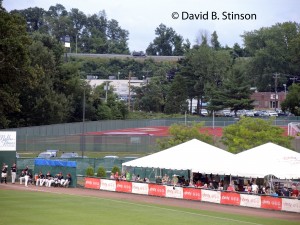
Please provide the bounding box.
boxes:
[250,92,286,110]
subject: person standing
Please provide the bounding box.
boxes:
[11,163,17,184]
[1,163,8,184]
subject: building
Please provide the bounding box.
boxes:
[250,92,286,110]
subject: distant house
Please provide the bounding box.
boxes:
[250,92,286,110]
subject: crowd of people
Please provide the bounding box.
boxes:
[1,162,72,188]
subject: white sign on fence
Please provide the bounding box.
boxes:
[0,131,16,151]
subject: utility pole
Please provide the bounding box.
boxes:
[290,77,298,83]
[128,71,132,111]
[273,73,279,111]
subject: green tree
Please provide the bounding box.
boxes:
[0,9,33,128]
[222,117,293,153]
[146,24,186,56]
[211,31,221,50]
[157,123,214,150]
[242,22,300,91]
[164,75,188,114]
[281,83,300,116]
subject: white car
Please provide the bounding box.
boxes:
[38,152,53,159]
[267,111,278,116]
[200,109,208,116]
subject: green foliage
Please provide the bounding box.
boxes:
[86,167,94,176]
[281,84,300,116]
[157,122,214,150]
[111,166,121,175]
[96,166,106,178]
[222,117,293,153]
[164,75,188,114]
[146,23,188,56]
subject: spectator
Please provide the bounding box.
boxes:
[251,181,259,194]
[162,174,169,184]
[291,185,299,198]
[110,172,114,179]
[1,163,8,184]
[172,175,178,189]
[245,183,251,193]
[217,182,224,191]
[195,180,202,188]
[10,163,17,184]
[227,183,236,192]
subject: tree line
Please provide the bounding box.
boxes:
[1,2,300,129]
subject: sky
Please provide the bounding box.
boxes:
[3,0,300,52]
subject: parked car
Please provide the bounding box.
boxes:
[200,109,208,117]
[37,152,53,159]
[46,149,59,157]
[104,155,119,159]
[132,51,146,57]
[267,110,278,116]
[60,152,79,158]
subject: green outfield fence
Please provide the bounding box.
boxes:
[2,117,300,153]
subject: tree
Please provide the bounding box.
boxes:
[157,123,214,150]
[222,117,293,153]
[146,24,186,56]
[211,31,221,50]
[164,75,188,114]
[281,83,300,116]
[242,22,300,91]
[0,9,32,128]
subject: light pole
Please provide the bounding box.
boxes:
[80,84,86,158]
[283,84,287,98]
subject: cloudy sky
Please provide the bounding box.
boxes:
[3,0,300,52]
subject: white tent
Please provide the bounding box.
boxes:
[229,142,300,179]
[122,139,234,175]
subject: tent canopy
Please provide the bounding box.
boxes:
[229,143,300,179]
[122,139,234,175]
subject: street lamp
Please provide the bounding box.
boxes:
[283,84,287,98]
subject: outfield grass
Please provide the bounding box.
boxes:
[0,190,298,225]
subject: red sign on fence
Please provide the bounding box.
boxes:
[261,196,282,210]
[85,177,100,190]
[183,188,201,201]
[116,181,132,193]
[148,184,166,197]
[220,192,241,205]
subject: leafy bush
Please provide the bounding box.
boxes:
[86,167,94,176]
[111,166,121,175]
[97,167,106,178]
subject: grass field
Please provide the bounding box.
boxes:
[0,189,298,225]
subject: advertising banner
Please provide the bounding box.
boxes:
[100,179,116,192]
[116,181,132,193]
[0,131,16,151]
[132,182,149,195]
[85,177,100,190]
[201,190,221,204]
[148,184,166,197]
[281,198,300,213]
[261,196,282,211]
[165,186,183,199]
[220,192,241,206]
[183,188,201,201]
[240,194,261,208]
